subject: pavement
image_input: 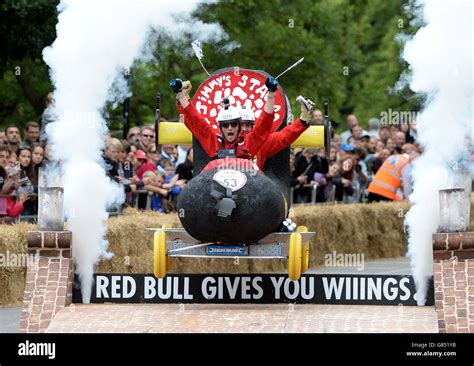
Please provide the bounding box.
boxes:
[46,303,437,333]
[1,257,438,333]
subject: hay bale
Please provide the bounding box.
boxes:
[1,194,472,306]
[292,202,410,268]
[98,202,410,274]
[0,223,35,306]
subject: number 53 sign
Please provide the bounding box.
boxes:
[213,170,248,191]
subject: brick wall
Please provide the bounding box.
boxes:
[19,231,73,333]
[432,231,474,333]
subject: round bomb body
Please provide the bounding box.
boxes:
[177,161,286,244]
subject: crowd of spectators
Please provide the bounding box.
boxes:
[1,94,473,223]
[291,112,473,204]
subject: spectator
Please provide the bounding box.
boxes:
[329,145,338,164]
[118,140,134,180]
[368,149,419,202]
[134,150,156,180]
[365,139,379,173]
[176,147,194,181]
[353,148,370,199]
[5,126,21,153]
[339,156,355,202]
[340,115,359,144]
[339,143,355,160]
[23,122,40,147]
[7,151,18,168]
[293,148,328,203]
[372,148,391,174]
[394,131,406,153]
[128,143,138,164]
[355,134,370,150]
[161,159,185,201]
[0,145,10,190]
[142,171,169,213]
[17,147,32,175]
[407,118,418,143]
[367,137,377,154]
[367,118,381,139]
[103,138,122,182]
[126,127,141,145]
[0,129,6,145]
[401,121,416,144]
[146,143,163,172]
[161,144,177,166]
[379,125,391,143]
[312,109,324,125]
[375,140,385,154]
[313,162,342,202]
[171,146,179,162]
[332,134,342,148]
[137,127,154,152]
[40,92,58,143]
[28,143,44,187]
[16,146,35,215]
[350,124,366,141]
[386,137,396,153]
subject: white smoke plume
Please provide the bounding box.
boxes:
[402,0,473,305]
[42,0,225,303]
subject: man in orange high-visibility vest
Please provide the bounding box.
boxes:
[367,148,418,202]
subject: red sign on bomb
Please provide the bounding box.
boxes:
[192,68,288,132]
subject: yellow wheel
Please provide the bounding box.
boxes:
[288,233,302,281]
[297,226,310,273]
[162,224,173,270]
[154,229,167,278]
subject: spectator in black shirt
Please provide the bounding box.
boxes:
[176,148,193,182]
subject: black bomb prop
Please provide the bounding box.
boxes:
[178,166,286,244]
[175,68,292,244]
[172,68,331,245]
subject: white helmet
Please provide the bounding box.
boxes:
[217,98,241,126]
[240,106,255,124]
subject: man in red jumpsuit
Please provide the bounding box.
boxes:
[170,77,277,164]
[240,97,314,169]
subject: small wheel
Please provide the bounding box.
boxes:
[297,226,310,273]
[162,224,173,269]
[288,233,302,281]
[154,229,167,278]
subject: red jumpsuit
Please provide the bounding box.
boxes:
[256,118,309,169]
[178,101,273,160]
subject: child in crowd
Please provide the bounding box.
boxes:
[142,171,169,213]
[161,159,186,198]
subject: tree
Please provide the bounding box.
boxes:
[0,0,58,127]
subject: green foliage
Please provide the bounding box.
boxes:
[1,0,420,134]
[0,0,58,128]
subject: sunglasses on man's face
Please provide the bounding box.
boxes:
[142,134,154,138]
[222,122,239,129]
